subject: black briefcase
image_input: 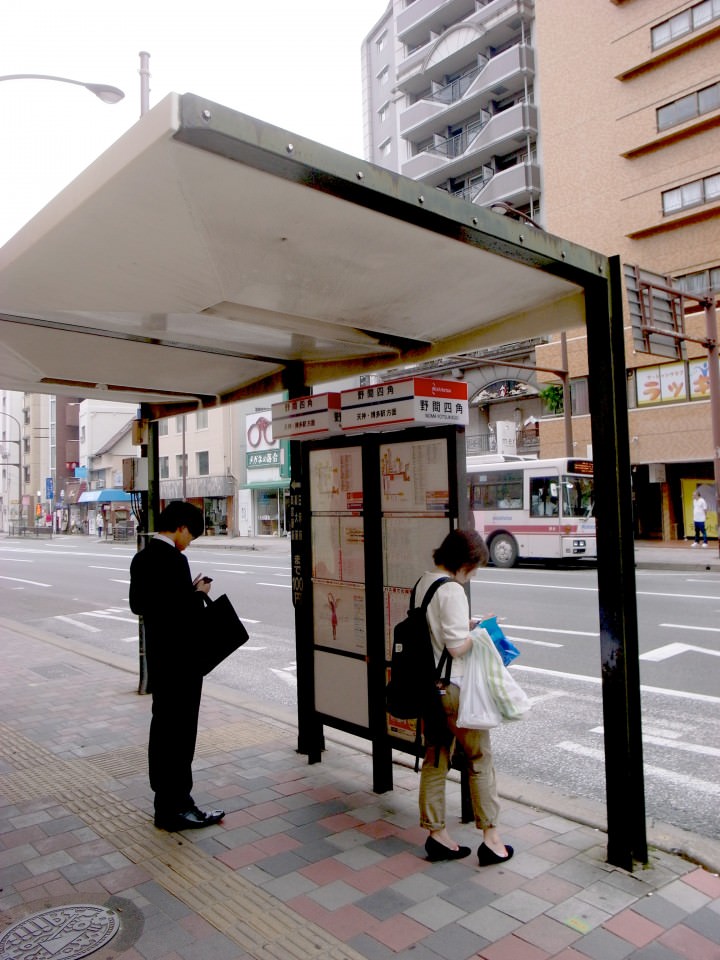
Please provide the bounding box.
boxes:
[199,594,249,675]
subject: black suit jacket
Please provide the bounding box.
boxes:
[129,537,206,685]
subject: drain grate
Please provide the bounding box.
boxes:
[0,904,119,960]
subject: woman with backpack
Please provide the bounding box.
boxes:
[416,529,513,866]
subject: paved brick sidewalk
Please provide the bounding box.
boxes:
[1,620,719,960]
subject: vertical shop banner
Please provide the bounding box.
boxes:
[681,479,717,540]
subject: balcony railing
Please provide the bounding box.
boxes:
[466,427,540,456]
[427,62,486,105]
[422,111,491,158]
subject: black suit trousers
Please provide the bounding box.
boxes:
[149,672,203,816]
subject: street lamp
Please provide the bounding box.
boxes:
[490,200,542,229]
[0,74,124,104]
[0,411,23,533]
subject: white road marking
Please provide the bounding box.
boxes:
[512,663,720,704]
[639,642,720,662]
[0,575,50,587]
[79,611,137,623]
[557,741,720,797]
[89,565,129,571]
[474,577,720,601]
[55,616,101,633]
[257,582,292,588]
[110,579,131,584]
[217,569,248,574]
[590,726,720,758]
[506,636,563,649]
[660,622,720,633]
[0,558,31,562]
[502,623,598,637]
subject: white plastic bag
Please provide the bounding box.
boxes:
[457,628,531,729]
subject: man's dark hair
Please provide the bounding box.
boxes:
[433,529,488,573]
[157,501,204,538]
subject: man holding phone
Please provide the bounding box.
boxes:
[129,501,224,831]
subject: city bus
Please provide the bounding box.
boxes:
[467,456,596,567]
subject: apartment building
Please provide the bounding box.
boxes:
[362,0,547,448]
[363,0,719,540]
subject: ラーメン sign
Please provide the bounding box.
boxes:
[340,377,468,432]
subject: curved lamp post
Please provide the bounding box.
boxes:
[490,201,574,455]
[0,73,124,104]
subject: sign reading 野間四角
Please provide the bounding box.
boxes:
[340,377,468,432]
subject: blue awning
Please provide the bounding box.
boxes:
[77,489,132,504]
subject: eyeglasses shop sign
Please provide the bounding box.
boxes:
[245,414,283,476]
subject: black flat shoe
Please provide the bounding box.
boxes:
[155,806,225,831]
[477,842,514,866]
[425,836,471,862]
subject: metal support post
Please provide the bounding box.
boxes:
[703,299,720,556]
[585,256,647,869]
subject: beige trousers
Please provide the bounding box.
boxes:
[419,682,500,831]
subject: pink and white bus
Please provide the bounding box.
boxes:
[467,456,596,568]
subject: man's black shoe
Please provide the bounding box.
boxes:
[154,806,225,831]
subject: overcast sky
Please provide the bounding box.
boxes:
[0,0,389,246]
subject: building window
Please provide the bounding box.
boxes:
[651,0,720,50]
[197,451,209,476]
[379,102,389,123]
[196,409,208,430]
[657,81,720,131]
[570,378,590,416]
[175,453,187,478]
[378,65,389,85]
[175,415,186,433]
[674,266,720,294]
[376,31,386,52]
[662,173,720,214]
[159,456,169,479]
[158,419,168,436]
[379,138,392,157]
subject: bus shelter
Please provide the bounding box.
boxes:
[0,92,642,869]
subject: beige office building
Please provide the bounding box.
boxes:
[534,0,720,540]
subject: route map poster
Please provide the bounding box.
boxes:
[311,515,365,583]
[309,447,363,512]
[312,581,367,655]
[379,438,449,512]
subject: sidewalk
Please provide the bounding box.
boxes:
[1,617,719,960]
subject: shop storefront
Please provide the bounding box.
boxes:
[243,412,290,536]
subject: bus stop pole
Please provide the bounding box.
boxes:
[137,408,161,695]
[585,256,647,870]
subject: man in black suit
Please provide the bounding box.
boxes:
[129,501,224,831]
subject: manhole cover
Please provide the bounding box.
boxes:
[0,904,119,960]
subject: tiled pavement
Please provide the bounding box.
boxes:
[1,618,719,960]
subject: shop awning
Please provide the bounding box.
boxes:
[77,489,132,504]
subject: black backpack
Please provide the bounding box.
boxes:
[387,576,452,769]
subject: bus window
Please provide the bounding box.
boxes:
[530,476,558,516]
[561,476,594,518]
[469,470,522,509]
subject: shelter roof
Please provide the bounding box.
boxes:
[0,93,607,416]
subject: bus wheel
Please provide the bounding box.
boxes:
[490,534,518,568]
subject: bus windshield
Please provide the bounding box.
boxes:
[561,475,594,518]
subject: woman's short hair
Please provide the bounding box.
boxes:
[157,501,205,538]
[433,529,488,573]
